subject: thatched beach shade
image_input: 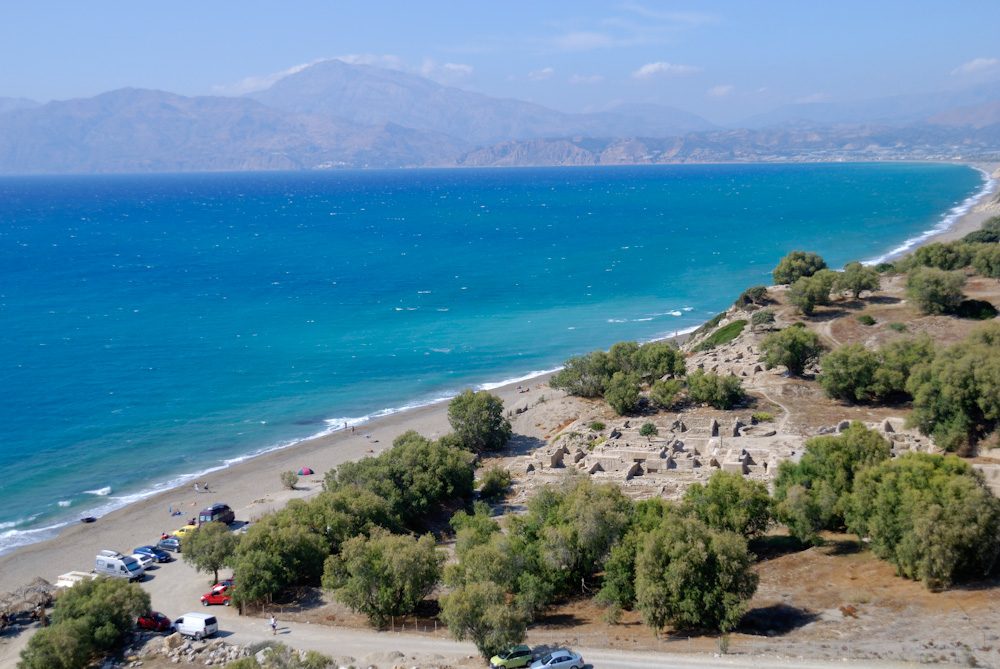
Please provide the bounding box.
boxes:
[0,592,14,614]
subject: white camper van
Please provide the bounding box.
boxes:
[94,553,145,582]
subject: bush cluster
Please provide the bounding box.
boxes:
[550,340,685,415]
[772,422,891,544]
[19,578,151,669]
[906,322,1000,451]
[695,319,747,352]
[819,334,935,403]
[686,370,744,409]
[845,453,1000,589]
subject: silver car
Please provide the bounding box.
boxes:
[529,650,584,669]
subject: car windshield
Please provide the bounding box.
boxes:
[498,649,514,659]
[539,654,553,664]
[127,561,142,572]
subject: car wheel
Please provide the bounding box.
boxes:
[224,599,230,606]
[201,600,208,606]
[194,632,202,641]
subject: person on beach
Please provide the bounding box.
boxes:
[194,483,199,493]
[203,482,210,492]
[269,614,277,635]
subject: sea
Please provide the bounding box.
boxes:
[0,162,990,556]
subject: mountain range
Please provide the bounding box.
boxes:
[1,60,999,173]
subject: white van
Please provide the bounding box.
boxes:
[94,553,145,582]
[173,612,219,640]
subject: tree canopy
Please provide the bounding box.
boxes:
[183,520,239,584]
[448,389,512,453]
[772,250,828,285]
[760,326,824,376]
[845,452,1000,589]
[683,471,772,538]
[836,261,881,299]
[904,266,966,315]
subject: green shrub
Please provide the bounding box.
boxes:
[905,266,966,315]
[638,423,658,440]
[279,470,298,490]
[322,529,443,627]
[760,327,824,376]
[696,320,747,351]
[686,370,744,410]
[905,241,976,271]
[750,309,775,333]
[837,262,881,299]
[906,322,1000,450]
[772,250,827,285]
[972,244,1000,279]
[856,314,875,326]
[734,285,768,308]
[954,299,998,320]
[604,371,641,415]
[887,322,907,332]
[589,421,605,431]
[773,422,891,544]
[478,466,512,501]
[875,261,897,273]
[960,215,1000,244]
[449,389,512,453]
[649,378,683,409]
[787,270,837,315]
[820,335,935,403]
[682,471,772,538]
[845,452,1000,589]
[752,412,774,423]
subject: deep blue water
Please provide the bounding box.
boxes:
[0,163,987,554]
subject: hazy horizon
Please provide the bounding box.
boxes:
[5,1,1000,125]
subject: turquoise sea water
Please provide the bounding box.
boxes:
[0,162,988,555]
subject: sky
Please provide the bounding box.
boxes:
[4,1,1000,125]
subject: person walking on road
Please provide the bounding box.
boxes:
[270,614,277,635]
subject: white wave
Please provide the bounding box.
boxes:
[607,318,628,323]
[865,166,997,266]
[667,310,682,316]
[683,307,694,311]
[58,500,71,507]
[633,317,653,322]
[0,521,73,557]
[85,486,111,496]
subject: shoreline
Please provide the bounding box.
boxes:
[0,161,996,590]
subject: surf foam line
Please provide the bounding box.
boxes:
[865,165,997,266]
[0,315,706,558]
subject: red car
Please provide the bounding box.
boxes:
[200,586,232,606]
[137,611,172,632]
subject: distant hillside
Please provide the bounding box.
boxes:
[0,97,39,114]
[924,101,1000,129]
[248,59,716,145]
[0,88,469,173]
[740,80,1000,128]
[454,123,1000,167]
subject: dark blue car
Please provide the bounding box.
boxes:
[156,537,181,553]
[135,545,172,562]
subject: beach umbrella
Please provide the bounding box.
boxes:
[298,467,314,475]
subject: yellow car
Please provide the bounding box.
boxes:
[172,525,198,539]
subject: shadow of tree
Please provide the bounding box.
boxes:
[738,604,819,636]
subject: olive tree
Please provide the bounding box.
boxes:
[772,250,827,285]
[439,580,527,659]
[604,371,641,415]
[845,453,1000,589]
[836,261,881,298]
[760,326,824,376]
[322,528,443,627]
[683,471,772,538]
[183,521,239,584]
[904,266,966,315]
[448,389,512,453]
[686,370,743,410]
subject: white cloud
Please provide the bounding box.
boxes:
[631,61,702,79]
[569,74,604,85]
[211,59,330,95]
[554,32,615,50]
[796,92,831,104]
[951,57,998,76]
[620,3,717,26]
[528,67,555,82]
[707,85,735,98]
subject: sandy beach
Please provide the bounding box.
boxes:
[1,161,997,595]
